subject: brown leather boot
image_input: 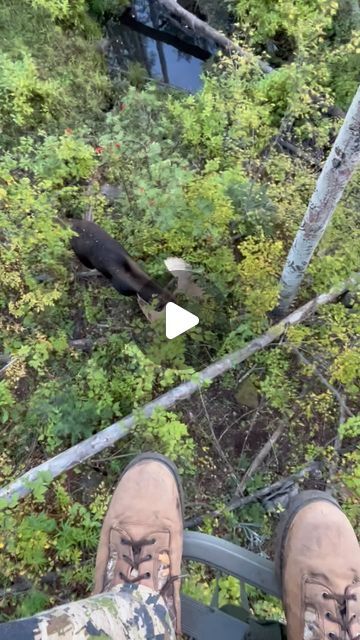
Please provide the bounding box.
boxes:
[276,490,360,640]
[93,452,184,633]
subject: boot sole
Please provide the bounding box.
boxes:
[121,451,185,525]
[275,489,340,592]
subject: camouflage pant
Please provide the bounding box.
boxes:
[0,584,175,640]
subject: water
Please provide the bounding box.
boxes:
[107,0,216,92]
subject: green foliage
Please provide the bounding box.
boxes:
[16,590,51,618]
[258,349,296,412]
[337,416,360,517]
[87,0,129,19]
[247,586,284,621]
[0,51,58,129]
[232,0,358,107]
[33,134,96,187]
[0,381,14,425]
[29,0,85,22]
[237,235,283,323]
[136,409,195,474]
[0,1,110,143]
[0,476,109,620]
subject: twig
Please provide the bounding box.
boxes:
[218,407,256,443]
[237,403,262,461]
[235,421,286,496]
[199,389,240,490]
[0,274,357,503]
[184,461,322,528]
[236,365,258,385]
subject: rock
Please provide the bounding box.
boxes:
[234,376,259,409]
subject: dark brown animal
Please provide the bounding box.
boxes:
[69,219,172,305]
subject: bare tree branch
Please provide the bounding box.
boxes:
[184,461,322,528]
[0,273,358,503]
[235,421,286,496]
[276,137,321,167]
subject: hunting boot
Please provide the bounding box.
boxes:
[276,490,360,640]
[93,452,184,633]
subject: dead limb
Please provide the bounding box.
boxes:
[276,137,321,167]
[185,460,322,528]
[157,0,273,73]
[218,406,257,443]
[235,421,286,496]
[0,273,358,503]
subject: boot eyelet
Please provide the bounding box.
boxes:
[328,634,337,639]
[323,592,329,599]
[145,572,151,578]
[325,612,332,619]
[150,538,156,544]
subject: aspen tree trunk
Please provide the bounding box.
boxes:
[276,85,360,317]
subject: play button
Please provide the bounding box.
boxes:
[132,262,229,368]
[165,302,199,340]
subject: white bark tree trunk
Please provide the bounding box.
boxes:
[276,84,360,317]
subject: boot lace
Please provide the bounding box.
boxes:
[119,536,156,584]
[323,591,359,640]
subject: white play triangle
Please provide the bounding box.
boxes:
[165,302,199,340]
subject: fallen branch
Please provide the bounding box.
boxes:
[157,0,273,74]
[276,137,321,167]
[184,461,322,528]
[235,421,286,496]
[0,273,358,503]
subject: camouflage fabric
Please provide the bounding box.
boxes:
[0,584,175,640]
